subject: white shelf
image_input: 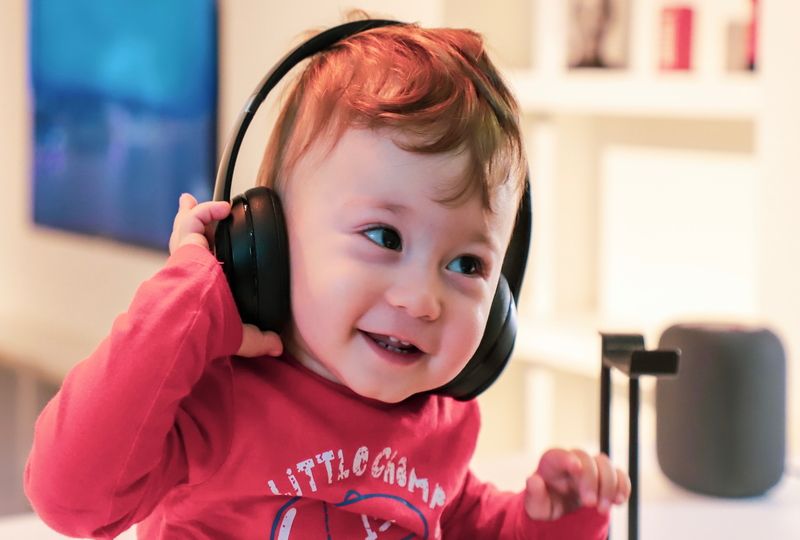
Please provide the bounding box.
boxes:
[512,312,767,379]
[507,69,761,120]
[513,313,669,378]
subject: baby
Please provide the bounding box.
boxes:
[25,19,629,539]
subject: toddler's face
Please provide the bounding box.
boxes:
[281,128,517,403]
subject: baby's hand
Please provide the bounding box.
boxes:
[238,324,283,358]
[524,448,630,521]
[169,194,283,359]
[169,193,231,255]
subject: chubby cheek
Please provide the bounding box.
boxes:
[285,230,325,353]
[288,236,370,349]
[435,302,490,384]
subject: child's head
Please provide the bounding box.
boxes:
[257,20,527,403]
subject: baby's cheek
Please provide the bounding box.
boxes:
[441,313,486,374]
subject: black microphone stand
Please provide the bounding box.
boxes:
[599,333,680,540]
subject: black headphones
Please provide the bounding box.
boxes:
[213,19,532,400]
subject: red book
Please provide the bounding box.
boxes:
[660,6,693,70]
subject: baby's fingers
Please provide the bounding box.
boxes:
[524,473,554,520]
[537,449,581,482]
[170,195,231,254]
[571,449,599,508]
[176,194,229,227]
[614,468,631,505]
[189,200,231,226]
[179,192,198,210]
[595,453,617,513]
[238,324,283,358]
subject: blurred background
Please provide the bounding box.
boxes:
[1,0,798,537]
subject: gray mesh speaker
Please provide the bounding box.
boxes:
[656,323,786,497]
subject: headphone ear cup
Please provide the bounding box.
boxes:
[436,274,517,400]
[214,186,290,332]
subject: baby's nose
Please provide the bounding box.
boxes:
[385,270,442,321]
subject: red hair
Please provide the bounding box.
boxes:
[257,19,526,211]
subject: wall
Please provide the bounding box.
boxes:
[760,0,800,463]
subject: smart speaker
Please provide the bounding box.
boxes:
[656,323,786,497]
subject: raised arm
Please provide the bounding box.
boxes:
[24,242,243,538]
[441,462,614,539]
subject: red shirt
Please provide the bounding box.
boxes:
[25,244,608,539]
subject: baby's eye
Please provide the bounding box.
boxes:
[447,256,484,276]
[363,226,402,251]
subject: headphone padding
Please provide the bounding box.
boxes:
[215,187,290,333]
[244,187,291,332]
[218,193,259,325]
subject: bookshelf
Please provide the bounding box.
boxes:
[507,70,760,120]
[443,0,764,380]
[443,0,800,470]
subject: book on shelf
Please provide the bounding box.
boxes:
[725,0,759,72]
[659,6,693,71]
[567,0,630,70]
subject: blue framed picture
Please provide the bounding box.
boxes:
[30,0,218,250]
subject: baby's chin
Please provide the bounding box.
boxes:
[297,354,417,403]
[341,374,422,404]
[352,386,417,404]
[287,338,441,403]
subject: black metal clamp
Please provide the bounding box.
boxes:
[600,333,680,540]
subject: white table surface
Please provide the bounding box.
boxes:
[613,469,800,539]
[471,454,800,540]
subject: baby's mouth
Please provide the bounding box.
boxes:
[363,332,422,355]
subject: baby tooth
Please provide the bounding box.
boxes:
[387,335,413,347]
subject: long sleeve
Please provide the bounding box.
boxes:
[24,244,243,539]
[441,470,609,539]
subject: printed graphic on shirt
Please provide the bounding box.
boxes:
[266,445,448,539]
[270,490,428,540]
